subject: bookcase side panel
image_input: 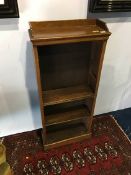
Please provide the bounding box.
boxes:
[88,40,108,131]
[32,46,46,143]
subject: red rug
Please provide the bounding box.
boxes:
[1,116,131,175]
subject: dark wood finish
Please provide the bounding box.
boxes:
[38,42,91,90]
[43,85,94,106]
[88,41,108,131]
[0,0,19,18]
[45,105,90,126]
[32,46,46,143]
[29,19,111,150]
[44,122,90,150]
[89,0,131,13]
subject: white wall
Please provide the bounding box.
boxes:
[0,0,131,137]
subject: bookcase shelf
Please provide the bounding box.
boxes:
[29,19,111,150]
[45,105,90,126]
[43,85,94,107]
[45,122,89,150]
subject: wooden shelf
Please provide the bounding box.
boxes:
[45,105,90,126]
[29,19,110,150]
[44,123,91,150]
[43,85,94,106]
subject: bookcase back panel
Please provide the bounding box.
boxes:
[44,99,93,116]
[38,42,92,90]
[91,41,103,77]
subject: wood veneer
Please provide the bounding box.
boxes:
[29,19,111,150]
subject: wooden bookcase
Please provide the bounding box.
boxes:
[29,19,111,150]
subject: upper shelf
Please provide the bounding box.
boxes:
[29,19,111,45]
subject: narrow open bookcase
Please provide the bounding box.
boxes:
[29,19,111,150]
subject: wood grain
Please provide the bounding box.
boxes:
[43,85,94,106]
[45,105,90,126]
[29,19,111,150]
[29,19,111,45]
[44,122,90,150]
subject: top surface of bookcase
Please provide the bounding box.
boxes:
[29,19,111,45]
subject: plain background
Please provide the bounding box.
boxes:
[0,0,131,137]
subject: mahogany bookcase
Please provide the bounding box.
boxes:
[29,19,111,150]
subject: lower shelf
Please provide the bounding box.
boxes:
[44,123,91,150]
[45,105,90,126]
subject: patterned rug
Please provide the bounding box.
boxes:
[1,115,131,175]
